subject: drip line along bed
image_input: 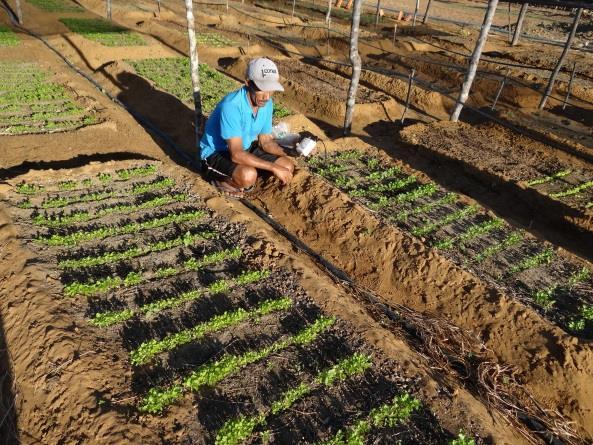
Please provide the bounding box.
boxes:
[306,149,593,338]
[4,161,474,444]
[0,61,97,135]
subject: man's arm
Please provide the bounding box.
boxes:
[258,133,287,157]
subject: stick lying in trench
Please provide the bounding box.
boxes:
[239,198,584,445]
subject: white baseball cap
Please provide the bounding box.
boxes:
[246,58,284,92]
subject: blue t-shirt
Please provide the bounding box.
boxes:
[199,86,273,160]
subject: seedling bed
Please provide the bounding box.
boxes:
[128,57,293,118]
[4,162,475,444]
[0,61,96,134]
[27,0,82,12]
[0,25,19,47]
[525,169,593,209]
[60,18,146,47]
[308,150,593,337]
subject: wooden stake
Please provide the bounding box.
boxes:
[106,0,112,20]
[326,0,332,24]
[412,0,419,27]
[183,0,203,143]
[539,8,582,110]
[375,0,381,26]
[422,0,432,24]
[511,2,528,46]
[327,17,331,55]
[156,0,161,13]
[343,0,362,135]
[491,70,510,110]
[401,68,416,124]
[507,2,511,43]
[562,62,577,111]
[15,0,23,24]
[393,23,397,45]
[450,0,499,122]
[292,0,296,17]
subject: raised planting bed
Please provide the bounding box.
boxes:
[0,25,19,46]
[0,61,97,135]
[128,57,293,118]
[27,0,82,12]
[307,149,593,338]
[4,161,478,444]
[60,18,146,46]
[399,121,593,257]
[197,32,238,48]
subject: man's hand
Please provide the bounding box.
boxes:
[272,164,293,185]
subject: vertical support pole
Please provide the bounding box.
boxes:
[539,8,582,110]
[292,0,296,17]
[422,0,432,24]
[401,68,416,124]
[491,70,510,110]
[326,0,332,24]
[562,62,577,111]
[507,2,512,43]
[392,23,397,45]
[327,17,331,55]
[412,0,419,27]
[15,0,23,24]
[156,0,161,13]
[450,0,499,122]
[183,0,203,144]
[375,0,381,26]
[511,2,528,46]
[343,0,362,135]
[226,0,229,12]
[106,0,112,20]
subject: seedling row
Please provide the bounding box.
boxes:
[526,169,593,209]
[0,61,95,134]
[60,18,146,47]
[307,150,593,337]
[0,25,19,47]
[7,163,474,444]
[128,57,293,118]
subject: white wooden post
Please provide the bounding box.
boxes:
[292,0,296,17]
[392,23,397,45]
[156,0,161,13]
[539,8,582,110]
[450,0,499,122]
[422,0,432,24]
[326,0,332,24]
[375,0,381,26]
[507,2,511,43]
[401,69,416,124]
[344,0,363,135]
[412,0,420,27]
[183,0,203,143]
[562,62,577,111]
[511,2,528,46]
[15,0,23,24]
[106,0,112,20]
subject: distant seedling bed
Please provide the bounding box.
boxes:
[27,0,82,12]
[0,25,19,46]
[0,61,96,135]
[129,57,293,118]
[6,162,472,444]
[197,32,238,47]
[308,150,593,337]
[60,18,146,46]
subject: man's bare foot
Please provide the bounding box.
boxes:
[211,179,244,199]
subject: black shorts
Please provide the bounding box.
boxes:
[201,142,279,180]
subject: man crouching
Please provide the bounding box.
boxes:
[199,57,294,198]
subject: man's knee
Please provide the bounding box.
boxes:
[275,156,294,173]
[233,165,257,187]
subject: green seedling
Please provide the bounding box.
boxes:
[28,0,82,11]
[533,286,556,311]
[215,353,372,445]
[507,247,554,275]
[130,296,292,365]
[318,393,421,445]
[116,164,157,180]
[568,305,593,333]
[367,176,416,194]
[272,102,292,119]
[395,182,438,204]
[129,58,237,114]
[394,192,457,222]
[567,267,591,288]
[58,180,77,191]
[526,169,572,187]
[474,231,524,263]
[334,150,363,161]
[81,178,92,186]
[98,172,112,183]
[450,432,476,445]
[550,180,593,199]
[412,205,478,238]
[365,167,401,182]
[60,18,146,46]
[138,316,335,413]
[0,25,19,46]
[196,32,238,47]
[434,218,504,250]
[16,183,44,195]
